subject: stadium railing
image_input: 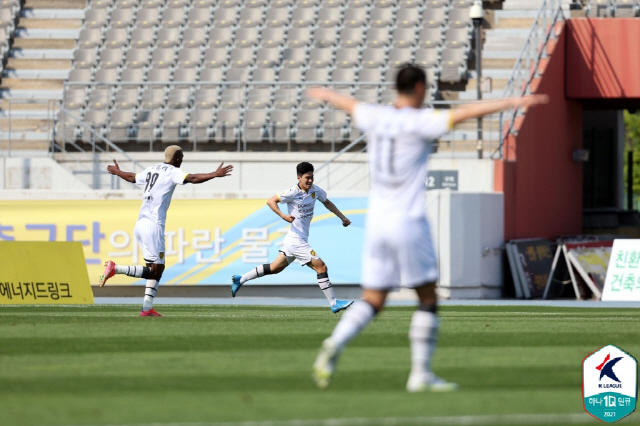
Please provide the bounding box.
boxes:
[497,0,565,159]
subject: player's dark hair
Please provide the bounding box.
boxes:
[395,64,427,95]
[297,162,314,176]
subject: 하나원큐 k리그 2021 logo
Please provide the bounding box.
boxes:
[583,345,638,423]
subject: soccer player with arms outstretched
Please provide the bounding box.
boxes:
[308,65,548,391]
[231,162,354,313]
[99,145,233,316]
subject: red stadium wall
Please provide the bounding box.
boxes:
[494,24,584,240]
[566,19,640,100]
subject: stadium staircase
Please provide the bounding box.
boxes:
[0,0,84,151]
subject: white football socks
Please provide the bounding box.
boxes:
[142,279,159,311]
[115,265,146,278]
[328,300,376,351]
[317,273,336,306]
[240,264,269,284]
[409,310,439,379]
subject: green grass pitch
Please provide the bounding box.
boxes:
[1,305,639,426]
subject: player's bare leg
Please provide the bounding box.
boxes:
[232,253,289,297]
[406,283,458,392]
[307,258,353,313]
[313,288,387,388]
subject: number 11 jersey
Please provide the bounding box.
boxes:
[135,163,188,226]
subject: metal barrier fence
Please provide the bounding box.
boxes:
[498,0,565,158]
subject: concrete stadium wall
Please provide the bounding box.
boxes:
[494,23,584,240]
[1,152,497,199]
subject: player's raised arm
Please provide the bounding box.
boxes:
[183,162,233,184]
[107,160,136,183]
[450,95,548,126]
[306,87,359,116]
[321,199,351,227]
[267,194,295,223]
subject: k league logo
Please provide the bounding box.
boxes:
[583,345,638,423]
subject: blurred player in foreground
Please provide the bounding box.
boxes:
[232,162,354,313]
[100,145,233,316]
[309,64,548,391]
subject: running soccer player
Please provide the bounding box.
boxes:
[231,162,354,314]
[99,145,233,316]
[308,65,548,391]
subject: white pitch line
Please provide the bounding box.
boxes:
[63,413,600,426]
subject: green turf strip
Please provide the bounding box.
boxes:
[0,305,638,426]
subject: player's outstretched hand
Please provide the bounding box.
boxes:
[107,159,120,175]
[511,94,549,109]
[213,162,233,178]
[306,87,332,102]
[342,218,351,227]
[283,215,295,223]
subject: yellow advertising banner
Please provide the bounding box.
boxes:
[0,241,94,304]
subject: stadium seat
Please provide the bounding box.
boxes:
[314,27,338,48]
[396,8,421,27]
[369,8,393,27]
[167,0,189,8]
[78,28,102,48]
[291,7,315,28]
[354,87,378,104]
[161,8,185,28]
[391,27,416,48]
[140,0,164,8]
[136,109,162,141]
[357,68,383,87]
[124,48,150,69]
[273,87,299,109]
[343,8,367,27]
[451,0,474,8]
[281,47,306,68]
[448,8,472,29]
[157,28,181,48]
[226,67,251,82]
[213,8,237,27]
[87,0,113,8]
[162,109,189,141]
[173,68,197,86]
[120,67,146,83]
[177,47,201,68]
[136,8,160,28]
[193,108,215,140]
[194,87,220,108]
[94,67,119,83]
[335,47,360,68]
[317,6,342,27]
[63,88,87,110]
[253,67,278,84]
[239,7,263,27]
[208,27,233,48]
[199,67,225,83]
[278,67,303,83]
[113,87,139,110]
[422,8,446,29]
[82,109,109,138]
[418,27,443,49]
[299,93,324,109]
[374,0,396,7]
[269,109,294,143]
[214,109,242,143]
[109,109,136,141]
[84,8,108,29]
[114,0,137,9]
[264,8,289,28]
[271,0,294,7]
[323,109,350,141]
[147,65,173,81]
[287,28,311,48]
[187,7,212,27]
[260,27,286,48]
[88,87,112,110]
[192,0,216,6]
[73,48,98,69]
[339,27,364,48]
[308,47,334,68]
[235,27,260,48]
[364,27,389,48]
[140,86,166,109]
[98,48,124,69]
[246,87,272,109]
[182,28,207,48]
[294,109,322,142]
[130,28,154,48]
[425,0,447,7]
[440,48,466,82]
[255,46,281,68]
[332,67,356,83]
[361,47,386,69]
[387,47,411,68]
[229,47,255,68]
[220,0,242,7]
[304,67,329,82]
[444,28,471,50]
[110,8,134,28]
[203,46,228,68]
[244,109,269,141]
[151,47,175,69]
[399,0,423,7]
[347,0,370,7]
[219,87,245,109]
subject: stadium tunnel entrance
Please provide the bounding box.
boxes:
[495,18,640,241]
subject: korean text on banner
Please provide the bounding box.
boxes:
[0,241,94,304]
[602,239,640,301]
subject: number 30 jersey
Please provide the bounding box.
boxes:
[135,163,188,226]
[353,104,452,220]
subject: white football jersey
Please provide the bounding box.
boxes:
[353,103,452,219]
[277,184,327,241]
[135,163,188,226]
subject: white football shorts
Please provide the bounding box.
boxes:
[280,235,320,265]
[361,216,438,290]
[134,218,165,265]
